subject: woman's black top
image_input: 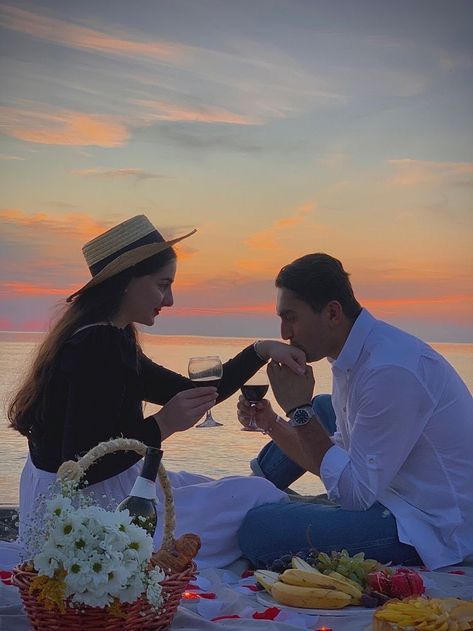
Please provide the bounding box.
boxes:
[27,325,265,485]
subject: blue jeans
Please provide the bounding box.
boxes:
[239,395,422,568]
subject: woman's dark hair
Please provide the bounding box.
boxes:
[9,247,176,437]
[276,253,362,319]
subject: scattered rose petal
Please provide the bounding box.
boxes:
[253,606,281,620]
[0,570,12,585]
[246,584,263,592]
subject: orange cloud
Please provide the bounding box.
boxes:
[1,208,110,241]
[71,167,163,180]
[388,159,473,187]
[165,303,274,317]
[0,107,128,147]
[246,202,315,251]
[0,153,25,160]
[0,5,183,63]
[136,99,260,125]
[0,281,74,297]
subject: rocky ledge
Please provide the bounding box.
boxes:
[0,506,19,541]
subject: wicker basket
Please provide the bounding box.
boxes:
[12,438,197,631]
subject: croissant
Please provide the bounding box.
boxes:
[151,532,201,574]
[175,533,201,558]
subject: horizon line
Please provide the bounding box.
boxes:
[0,330,471,346]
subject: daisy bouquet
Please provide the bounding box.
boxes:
[23,482,165,613]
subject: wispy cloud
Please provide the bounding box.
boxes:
[0,4,343,131]
[70,167,165,181]
[0,208,110,241]
[135,99,260,125]
[165,303,274,317]
[388,159,473,187]
[0,106,129,147]
[0,153,25,160]
[0,4,184,63]
[0,281,75,297]
[246,202,316,251]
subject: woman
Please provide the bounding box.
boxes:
[8,215,302,568]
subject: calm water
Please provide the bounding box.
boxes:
[0,331,472,505]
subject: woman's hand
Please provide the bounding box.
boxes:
[255,340,307,375]
[237,394,277,432]
[154,387,217,440]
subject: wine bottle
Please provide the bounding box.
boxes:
[116,447,162,536]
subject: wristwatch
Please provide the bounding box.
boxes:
[288,405,315,427]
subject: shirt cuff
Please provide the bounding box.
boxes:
[320,444,350,502]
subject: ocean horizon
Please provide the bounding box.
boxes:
[1,331,472,506]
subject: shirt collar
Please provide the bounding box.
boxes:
[332,308,377,374]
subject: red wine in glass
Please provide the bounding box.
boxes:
[192,377,221,389]
[188,356,223,427]
[241,384,269,402]
[241,383,269,431]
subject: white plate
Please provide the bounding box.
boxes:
[256,590,371,617]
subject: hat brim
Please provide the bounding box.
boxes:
[66,229,196,302]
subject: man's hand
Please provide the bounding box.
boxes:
[237,395,277,432]
[154,387,217,439]
[267,360,315,414]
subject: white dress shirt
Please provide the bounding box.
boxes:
[320,309,473,569]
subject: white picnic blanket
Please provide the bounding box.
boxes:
[2,561,472,631]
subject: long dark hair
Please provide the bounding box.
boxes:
[276,253,362,320]
[9,247,176,437]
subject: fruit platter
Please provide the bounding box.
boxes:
[255,549,426,614]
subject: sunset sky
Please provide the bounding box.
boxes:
[1,0,472,342]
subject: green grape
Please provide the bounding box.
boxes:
[318,552,331,564]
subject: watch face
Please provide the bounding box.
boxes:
[292,407,312,426]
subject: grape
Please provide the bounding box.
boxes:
[268,560,285,572]
[268,553,292,573]
[312,549,382,589]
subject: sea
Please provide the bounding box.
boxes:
[0,331,472,506]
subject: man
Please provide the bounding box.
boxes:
[237,253,473,570]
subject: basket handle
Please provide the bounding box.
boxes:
[57,437,175,551]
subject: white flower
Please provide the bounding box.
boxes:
[45,495,73,518]
[118,570,147,604]
[146,566,166,609]
[126,524,154,564]
[33,545,66,577]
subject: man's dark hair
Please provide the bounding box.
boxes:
[276,253,362,320]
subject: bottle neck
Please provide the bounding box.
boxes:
[141,447,163,482]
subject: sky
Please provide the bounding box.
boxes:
[0,0,472,342]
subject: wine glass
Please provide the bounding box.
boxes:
[240,371,269,432]
[188,356,223,428]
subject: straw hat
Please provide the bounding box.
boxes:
[67,215,196,302]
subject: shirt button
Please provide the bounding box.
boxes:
[343,406,347,412]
